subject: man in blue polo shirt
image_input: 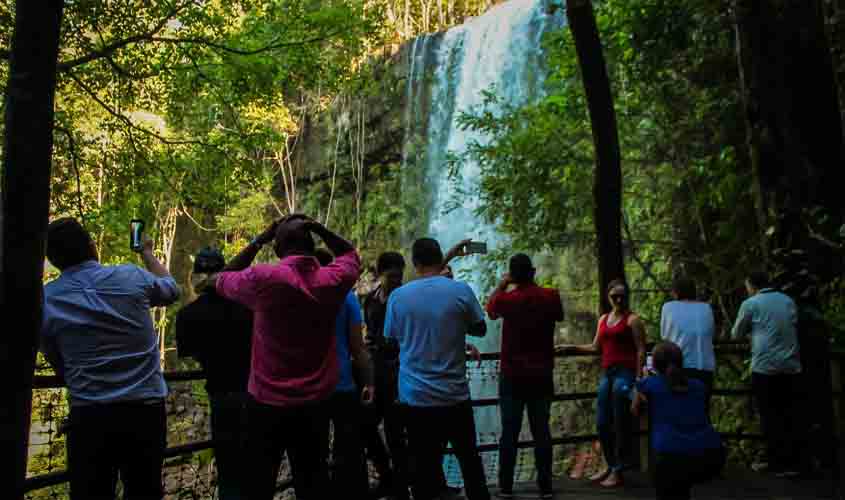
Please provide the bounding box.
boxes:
[40,218,180,500]
[384,237,490,500]
[731,270,804,476]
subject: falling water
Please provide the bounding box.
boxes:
[403,0,564,486]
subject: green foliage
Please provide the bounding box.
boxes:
[449,0,758,329]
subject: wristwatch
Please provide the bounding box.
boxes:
[250,237,263,247]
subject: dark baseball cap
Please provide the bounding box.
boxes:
[193,247,225,274]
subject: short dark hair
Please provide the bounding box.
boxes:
[46,218,96,270]
[314,248,334,266]
[747,271,770,290]
[509,254,535,284]
[672,276,696,300]
[274,221,315,257]
[377,251,405,274]
[411,238,443,268]
[193,247,226,274]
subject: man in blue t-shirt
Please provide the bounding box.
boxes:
[315,249,374,498]
[384,238,490,500]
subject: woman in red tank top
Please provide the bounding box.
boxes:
[558,279,646,488]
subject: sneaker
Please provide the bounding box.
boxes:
[497,490,513,499]
[774,469,801,478]
[751,461,769,473]
[540,491,554,499]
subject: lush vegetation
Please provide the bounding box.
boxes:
[4,0,844,492]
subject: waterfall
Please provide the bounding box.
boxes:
[402,0,564,486]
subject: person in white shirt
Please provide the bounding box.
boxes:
[660,276,716,415]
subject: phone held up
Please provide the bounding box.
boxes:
[130,219,145,252]
[465,241,488,255]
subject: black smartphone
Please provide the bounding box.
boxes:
[130,219,145,252]
[466,241,488,255]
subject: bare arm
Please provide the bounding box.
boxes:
[349,322,375,404]
[557,316,603,354]
[224,220,280,272]
[631,388,647,416]
[443,238,472,269]
[630,314,647,378]
[140,238,171,278]
[307,219,355,257]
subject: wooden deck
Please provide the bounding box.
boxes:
[503,469,837,499]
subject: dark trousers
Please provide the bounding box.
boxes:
[326,391,369,498]
[498,376,553,493]
[404,401,490,500]
[653,447,725,500]
[364,401,414,500]
[242,398,329,500]
[684,369,714,418]
[596,366,635,472]
[209,391,248,500]
[752,372,806,471]
[67,400,166,500]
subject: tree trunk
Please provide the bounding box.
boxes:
[824,0,845,150]
[566,0,626,315]
[733,0,844,288]
[0,2,65,497]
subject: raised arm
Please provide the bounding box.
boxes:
[140,237,170,278]
[224,220,280,272]
[306,219,355,257]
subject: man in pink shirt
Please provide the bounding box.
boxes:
[214,215,361,500]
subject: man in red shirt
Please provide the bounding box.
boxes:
[214,215,361,500]
[486,254,563,499]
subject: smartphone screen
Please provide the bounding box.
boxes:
[130,220,144,251]
[466,241,487,254]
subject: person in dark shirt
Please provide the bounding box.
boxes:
[362,251,410,499]
[486,254,564,499]
[176,247,253,500]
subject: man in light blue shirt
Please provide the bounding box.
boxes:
[41,218,179,500]
[384,238,490,500]
[731,271,804,476]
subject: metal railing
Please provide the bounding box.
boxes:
[26,343,831,496]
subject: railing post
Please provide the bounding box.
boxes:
[832,355,843,500]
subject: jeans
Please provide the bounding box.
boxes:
[653,447,725,500]
[752,372,806,471]
[498,376,553,493]
[596,366,635,472]
[209,392,248,500]
[67,399,166,500]
[683,369,714,418]
[242,397,329,500]
[404,401,491,500]
[326,391,369,498]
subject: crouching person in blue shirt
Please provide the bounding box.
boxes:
[632,342,725,500]
[40,218,180,500]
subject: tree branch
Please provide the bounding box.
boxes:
[55,126,86,222]
[148,30,348,55]
[56,0,193,72]
[68,71,212,148]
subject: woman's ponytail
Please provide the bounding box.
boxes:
[665,361,688,393]
[653,341,688,393]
